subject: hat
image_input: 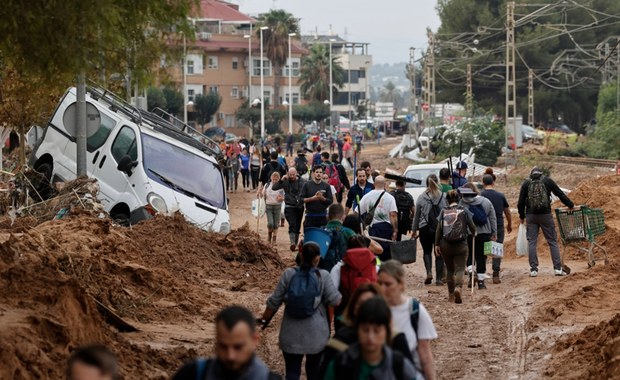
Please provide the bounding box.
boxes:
[530,166,542,175]
[456,161,468,169]
[458,186,477,196]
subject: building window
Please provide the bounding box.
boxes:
[208,86,219,95]
[188,89,195,102]
[263,90,271,106]
[292,93,300,105]
[359,69,366,78]
[208,56,218,69]
[253,59,271,76]
[231,87,239,98]
[187,60,194,75]
[284,59,301,77]
[232,57,239,70]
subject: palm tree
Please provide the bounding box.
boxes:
[299,44,345,102]
[257,10,299,108]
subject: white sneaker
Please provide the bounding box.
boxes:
[554,269,568,276]
[530,270,538,277]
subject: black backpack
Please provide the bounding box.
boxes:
[333,350,407,380]
[425,193,443,235]
[391,190,414,231]
[294,156,308,175]
[527,178,550,213]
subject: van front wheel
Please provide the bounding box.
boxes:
[33,162,53,201]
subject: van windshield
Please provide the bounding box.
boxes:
[404,169,440,188]
[141,133,225,209]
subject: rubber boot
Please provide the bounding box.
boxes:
[289,233,297,252]
[268,230,272,245]
[493,271,501,284]
[272,231,277,245]
[448,292,455,302]
[424,274,433,285]
[454,288,462,304]
[467,273,473,288]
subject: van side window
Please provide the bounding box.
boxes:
[87,113,115,152]
[111,126,138,162]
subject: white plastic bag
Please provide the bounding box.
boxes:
[516,224,528,257]
[341,158,352,171]
[251,198,266,218]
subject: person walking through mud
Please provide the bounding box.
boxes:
[412,174,447,286]
[258,171,285,246]
[322,296,422,380]
[480,168,512,283]
[378,260,437,380]
[345,168,374,214]
[459,183,497,290]
[171,306,282,380]
[359,176,398,262]
[259,242,341,380]
[517,167,574,277]
[300,166,333,229]
[273,168,306,251]
[434,190,476,304]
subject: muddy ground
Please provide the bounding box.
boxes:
[1,139,619,379]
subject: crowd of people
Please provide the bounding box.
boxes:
[64,137,575,379]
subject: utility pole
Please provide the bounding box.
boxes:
[528,69,534,127]
[604,43,612,84]
[466,63,473,117]
[506,1,517,166]
[408,47,417,136]
[423,29,436,125]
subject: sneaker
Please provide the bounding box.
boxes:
[554,269,568,276]
[478,280,487,289]
[454,289,462,304]
[530,270,538,277]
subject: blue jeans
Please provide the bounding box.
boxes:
[266,203,282,230]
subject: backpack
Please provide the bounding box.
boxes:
[325,164,343,192]
[391,190,414,231]
[425,193,443,235]
[410,297,420,338]
[294,156,308,175]
[333,348,406,380]
[339,248,377,301]
[319,226,350,272]
[284,268,322,319]
[442,206,468,242]
[193,358,281,380]
[527,178,550,213]
[469,203,488,226]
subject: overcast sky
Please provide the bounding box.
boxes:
[229,0,441,64]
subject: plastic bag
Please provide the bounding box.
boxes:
[516,224,528,257]
[251,198,266,218]
[341,158,352,171]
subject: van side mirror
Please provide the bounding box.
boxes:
[117,155,138,176]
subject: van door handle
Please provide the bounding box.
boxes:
[92,151,100,165]
[99,155,106,169]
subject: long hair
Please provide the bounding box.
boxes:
[300,242,320,271]
[425,174,441,197]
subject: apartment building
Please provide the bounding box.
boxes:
[301,34,372,121]
[171,0,306,134]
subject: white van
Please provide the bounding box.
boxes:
[29,86,230,233]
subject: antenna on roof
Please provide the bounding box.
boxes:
[344,26,348,40]
[329,24,333,36]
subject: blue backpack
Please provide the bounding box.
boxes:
[470,203,488,226]
[285,268,322,318]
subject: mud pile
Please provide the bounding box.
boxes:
[0,211,284,379]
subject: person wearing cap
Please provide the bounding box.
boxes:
[260,241,342,380]
[452,162,468,189]
[480,170,512,284]
[517,167,574,277]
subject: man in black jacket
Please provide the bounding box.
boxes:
[517,167,574,277]
[345,168,374,214]
[259,151,286,186]
[273,168,306,251]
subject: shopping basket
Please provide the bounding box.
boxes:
[555,206,608,267]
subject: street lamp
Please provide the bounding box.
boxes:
[328,38,336,128]
[244,28,253,138]
[183,33,188,124]
[259,26,269,140]
[288,32,296,134]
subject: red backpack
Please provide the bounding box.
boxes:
[325,164,343,192]
[340,248,377,299]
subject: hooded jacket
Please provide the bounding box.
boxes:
[517,173,574,219]
[460,195,497,236]
[412,190,447,231]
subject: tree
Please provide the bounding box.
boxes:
[292,102,330,126]
[257,10,300,108]
[194,93,222,130]
[299,44,345,102]
[147,87,167,112]
[162,86,184,117]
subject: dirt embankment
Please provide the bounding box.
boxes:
[0,211,284,379]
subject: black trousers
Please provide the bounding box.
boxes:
[250,165,260,189]
[303,215,327,229]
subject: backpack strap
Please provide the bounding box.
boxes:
[268,372,282,380]
[392,350,405,380]
[409,298,420,338]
